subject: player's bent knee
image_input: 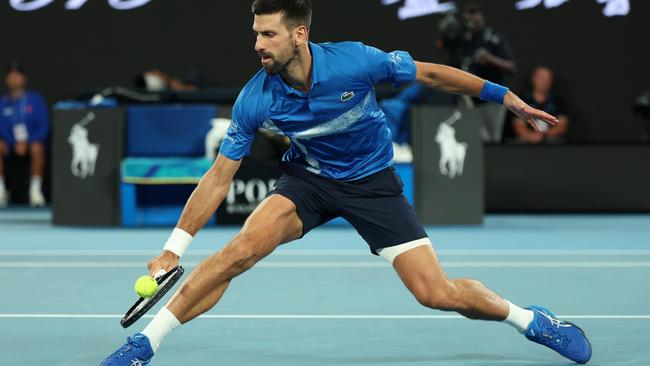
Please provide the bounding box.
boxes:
[232,245,259,269]
[223,231,272,273]
[413,281,458,311]
[222,242,257,273]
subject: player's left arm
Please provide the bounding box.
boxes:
[414,61,558,131]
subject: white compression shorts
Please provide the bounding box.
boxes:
[377,237,432,265]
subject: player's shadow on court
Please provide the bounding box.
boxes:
[426,353,570,365]
[268,352,567,365]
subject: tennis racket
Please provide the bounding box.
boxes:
[120,266,185,328]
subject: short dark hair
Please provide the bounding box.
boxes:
[5,61,27,77]
[252,0,312,29]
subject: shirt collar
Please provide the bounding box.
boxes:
[309,42,324,87]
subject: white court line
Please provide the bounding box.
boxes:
[2,250,650,256]
[2,261,650,268]
[0,314,649,320]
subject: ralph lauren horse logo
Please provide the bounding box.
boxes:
[435,110,468,178]
[68,112,100,179]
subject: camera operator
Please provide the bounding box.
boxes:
[435,3,517,142]
[459,3,516,88]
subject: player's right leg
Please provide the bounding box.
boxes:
[0,139,7,207]
[166,193,303,323]
[100,194,304,366]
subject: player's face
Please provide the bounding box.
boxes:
[5,71,26,91]
[253,13,298,75]
[532,67,553,93]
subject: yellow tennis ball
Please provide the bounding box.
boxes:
[134,275,158,298]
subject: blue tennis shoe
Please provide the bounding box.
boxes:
[100,333,154,366]
[525,306,592,364]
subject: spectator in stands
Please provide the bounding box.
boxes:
[136,68,207,92]
[460,3,517,89]
[0,62,49,207]
[136,69,170,92]
[170,67,207,92]
[512,66,569,144]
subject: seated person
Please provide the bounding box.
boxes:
[0,62,49,207]
[512,66,569,144]
[135,67,206,92]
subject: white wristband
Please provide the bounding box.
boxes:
[163,228,193,258]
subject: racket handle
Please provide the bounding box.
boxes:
[154,269,167,280]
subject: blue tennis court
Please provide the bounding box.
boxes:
[1,209,648,365]
[2,1,648,365]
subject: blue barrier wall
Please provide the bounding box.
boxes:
[126,105,216,157]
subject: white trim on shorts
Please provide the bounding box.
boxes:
[377,237,432,265]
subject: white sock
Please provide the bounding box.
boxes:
[503,301,534,333]
[30,176,42,191]
[141,307,181,352]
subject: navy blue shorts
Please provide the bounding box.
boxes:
[269,162,428,255]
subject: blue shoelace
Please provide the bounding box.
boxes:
[537,327,572,350]
[532,312,573,350]
[107,337,145,360]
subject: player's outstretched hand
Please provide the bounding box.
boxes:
[504,91,559,133]
[147,250,179,278]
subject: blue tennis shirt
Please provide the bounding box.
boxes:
[0,91,49,146]
[219,41,417,181]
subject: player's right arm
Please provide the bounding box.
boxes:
[176,155,241,235]
[147,155,241,276]
[147,77,263,276]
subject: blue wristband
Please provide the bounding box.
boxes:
[480,81,509,105]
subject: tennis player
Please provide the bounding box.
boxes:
[102,1,591,364]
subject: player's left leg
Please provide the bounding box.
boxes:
[339,167,591,363]
[388,243,591,363]
[339,169,513,321]
[28,142,45,207]
[391,243,509,319]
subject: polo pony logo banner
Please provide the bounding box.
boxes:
[435,110,467,178]
[68,112,100,179]
[205,118,231,160]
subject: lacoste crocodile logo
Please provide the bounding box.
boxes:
[340,91,355,102]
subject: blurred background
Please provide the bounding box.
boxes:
[1,0,649,225]
[2,2,650,365]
